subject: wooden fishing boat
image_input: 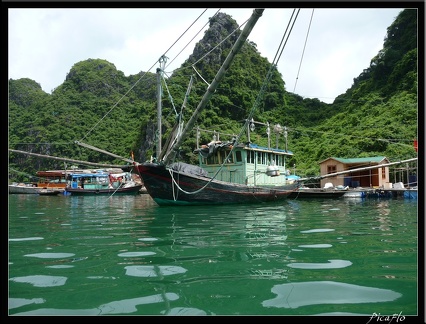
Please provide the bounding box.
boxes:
[9,182,44,194]
[9,170,68,194]
[134,9,300,206]
[65,171,142,196]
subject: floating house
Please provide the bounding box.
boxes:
[319,156,391,189]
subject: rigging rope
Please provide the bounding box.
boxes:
[77,8,249,161]
[169,9,302,197]
[165,9,218,70]
[293,9,314,93]
[79,9,211,143]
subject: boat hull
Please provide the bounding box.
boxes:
[38,189,62,196]
[289,188,348,199]
[9,183,65,195]
[65,184,143,196]
[137,163,299,206]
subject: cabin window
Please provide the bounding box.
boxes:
[218,150,233,164]
[226,151,234,163]
[248,151,255,164]
[206,153,220,164]
[247,151,251,163]
[270,154,279,166]
[207,154,218,164]
[327,165,337,174]
[236,151,242,162]
[218,151,224,164]
[381,167,386,179]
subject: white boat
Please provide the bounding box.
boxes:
[8,182,63,195]
[343,190,366,198]
[9,169,68,194]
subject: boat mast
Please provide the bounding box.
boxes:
[156,55,167,160]
[161,8,265,165]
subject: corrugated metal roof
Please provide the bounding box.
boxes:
[247,143,294,155]
[68,173,109,178]
[324,156,388,164]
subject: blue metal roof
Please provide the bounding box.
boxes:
[247,143,293,155]
[69,173,109,178]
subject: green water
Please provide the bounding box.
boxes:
[8,194,418,316]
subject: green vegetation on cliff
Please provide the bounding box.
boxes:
[9,9,418,181]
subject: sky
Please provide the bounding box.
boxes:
[8,7,404,104]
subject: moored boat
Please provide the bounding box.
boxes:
[9,170,68,194]
[289,186,348,199]
[135,9,300,206]
[9,182,43,194]
[38,189,62,196]
[65,171,142,196]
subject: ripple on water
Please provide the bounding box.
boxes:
[287,259,352,269]
[262,281,402,309]
[12,293,180,315]
[9,275,67,287]
[8,297,45,310]
[300,229,335,234]
[24,253,75,258]
[124,265,187,277]
[9,237,43,242]
[298,244,332,248]
[118,252,156,257]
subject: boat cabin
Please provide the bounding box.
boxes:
[67,172,111,190]
[35,170,68,190]
[67,171,133,190]
[319,156,391,188]
[195,141,294,186]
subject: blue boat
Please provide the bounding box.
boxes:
[65,171,143,196]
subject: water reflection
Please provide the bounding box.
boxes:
[287,259,352,269]
[11,293,180,315]
[9,275,67,287]
[125,265,187,277]
[8,195,417,315]
[262,281,402,309]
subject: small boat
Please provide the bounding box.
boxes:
[9,170,68,194]
[65,171,142,196]
[38,189,62,196]
[9,182,42,194]
[289,186,348,199]
[343,190,366,199]
[135,9,300,206]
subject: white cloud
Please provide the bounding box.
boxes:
[8,7,404,102]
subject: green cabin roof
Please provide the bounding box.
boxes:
[323,156,388,164]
